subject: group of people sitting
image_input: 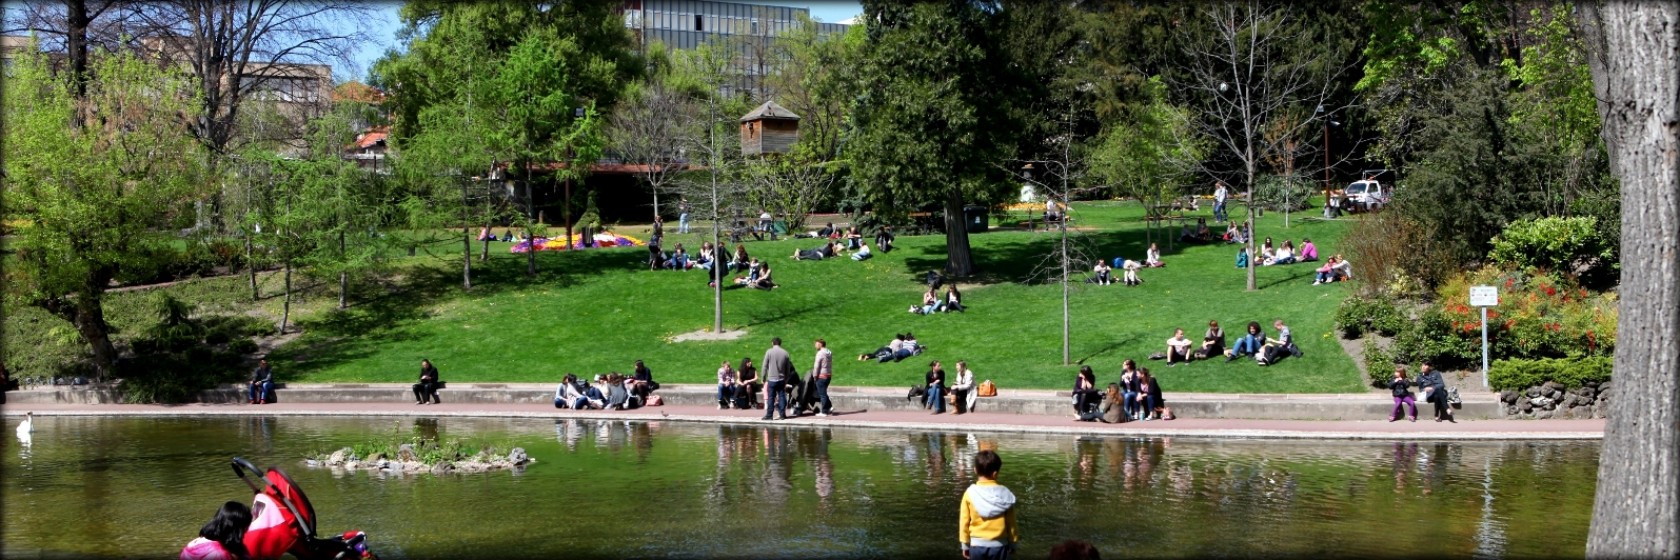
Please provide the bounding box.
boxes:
[552,360,661,410]
[911,359,978,415]
[1179,218,1217,244]
[1071,361,1167,422]
[1235,237,1320,268]
[1091,257,1144,286]
[860,332,926,363]
[1152,319,1302,367]
[1312,254,1353,284]
[911,284,965,314]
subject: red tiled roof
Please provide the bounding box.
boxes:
[351,126,389,150]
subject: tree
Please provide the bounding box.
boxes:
[610,45,703,222]
[1181,1,1355,290]
[1090,76,1208,246]
[291,109,391,310]
[676,95,754,334]
[1577,2,1679,556]
[479,29,606,277]
[3,0,139,100]
[395,98,501,290]
[2,44,206,379]
[848,0,1023,277]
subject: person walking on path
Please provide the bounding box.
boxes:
[812,338,834,417]
[248,359,274,405]
[1417,360,1454,423]
[1389,366,1418,422]
[413,359,441,405]
[1213,180,1229,223]
[762,338,796,421]
[678,199,692,234]
[959,450,1019,560]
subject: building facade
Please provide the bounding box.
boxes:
[621,0,849,101]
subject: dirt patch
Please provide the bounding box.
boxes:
[253,330,303,357]
[670,328,750,343]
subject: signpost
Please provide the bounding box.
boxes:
[1469,286,1499,388]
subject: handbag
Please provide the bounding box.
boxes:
[1447,386,1461,405]
[977,380,998,398]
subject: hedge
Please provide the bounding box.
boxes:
[1487,357,1613,391]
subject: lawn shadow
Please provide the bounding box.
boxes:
[897,228,1228,286]
[1075,334,1142,365]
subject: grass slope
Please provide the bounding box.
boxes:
[268,201,1362,392]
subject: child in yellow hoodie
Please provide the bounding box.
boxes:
[959,450,1019,559]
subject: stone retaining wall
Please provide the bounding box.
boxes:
[1499,380,1610,419]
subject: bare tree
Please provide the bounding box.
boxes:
[1577,2,1680,556]
[676,96,753,334]
[1181,1,1352,291]
[747,154,836,232]
[3,1,143,99]
[610,78,699,222]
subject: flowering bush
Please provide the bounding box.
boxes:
[1408,266,1616,366]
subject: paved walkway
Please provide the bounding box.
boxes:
[3,400,1604,440]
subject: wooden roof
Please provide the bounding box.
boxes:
[739,100,801,122]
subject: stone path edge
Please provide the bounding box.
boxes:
[3,406,1604,441]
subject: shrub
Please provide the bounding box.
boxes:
[227,338,259,355]
[1433,267,1616,360]
[1334,297,1406,339]
[1488,357,1614,391]
[1341,207,1454,297]
[1362,343,1395,387]
[1392,307,1477,369]
[1488,216,1614,281]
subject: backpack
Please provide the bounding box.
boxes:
[977,380,998,398]
[907,384,927,401]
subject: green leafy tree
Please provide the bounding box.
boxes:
[3,45,207,379]
[1090,77,1207,245]
[847,0,1023,276]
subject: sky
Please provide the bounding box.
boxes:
[341,1,864,83]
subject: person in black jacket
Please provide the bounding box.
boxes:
[1416,360,1453,422]
[248,359,275,404]
[413,359,441,405]
[1072,365,1100,420]
[925,360,948,414]
[1388,366,1418,422]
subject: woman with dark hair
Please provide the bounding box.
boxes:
[180,501,252,560]
[1072,365,1100,420]
[924,360,947,414]
[1201,320,1226,358]
[944,284,965,313]
[735,357,761,409]
[1226,321,1265,362]
[1135,369,1164,421]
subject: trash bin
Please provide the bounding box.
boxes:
[963,205,989,233]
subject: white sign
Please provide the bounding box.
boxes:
[1469,285,1499,307]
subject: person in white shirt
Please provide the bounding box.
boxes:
[1166,328,1194,366]
[1092,260,1113,285]
[852,242,872,261]
[950,361,977,414]
[1213,180,1229,223]
[1145,243,1163,267]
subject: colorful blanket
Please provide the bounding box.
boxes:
[510,231,647,253]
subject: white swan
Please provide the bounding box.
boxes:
[16,411,32,443]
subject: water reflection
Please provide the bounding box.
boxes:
[2,417,1599,559]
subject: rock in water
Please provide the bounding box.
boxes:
[508,447,529,465]
[397,443,417,462]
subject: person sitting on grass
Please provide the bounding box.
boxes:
[1329,255,1353,282]
[852,242,873,261]
[1256,319,1300,366]
[846,225,864,249]
[1144,243,1164,267]
[1122,258,1143,286]
[1313,255,1343,285]
[747,262,776,290]
[1299,237,1319,262]
[875,225,895,253]
[1091,260,1113,285]
[1166,328,1194,367]
[730,244,752,272]
[664,243,690,270]
[944,284,965,313]
[648,241,666,270]
[913,286,942,314]
[1265,240,1297,266]
[1201,320,1226,358]
[1226,321,1265,362]
[1224,222,1242,244]
[734,258,762,286]
[802,222,837,239]
[695,241,716,271]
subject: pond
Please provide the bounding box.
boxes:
[2,416,1597,559]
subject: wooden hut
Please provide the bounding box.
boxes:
[739,100,800,156]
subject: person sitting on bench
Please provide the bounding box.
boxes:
[413,359,442,405]
[248,359,275,404]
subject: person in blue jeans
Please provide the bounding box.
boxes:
[247,359,274,404]
[811,338,834,416]
[1134,369,1162,420]
[924,360,947,414]
[1118,360,1142,421]
[1226,321,1265,362]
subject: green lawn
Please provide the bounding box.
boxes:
[263,200,1363,392]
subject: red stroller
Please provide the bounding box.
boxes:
[233,457,378,560]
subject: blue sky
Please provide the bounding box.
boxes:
[342,1,864,82]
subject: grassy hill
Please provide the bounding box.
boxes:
[269,200,1363,392]
[2,201,1363,392]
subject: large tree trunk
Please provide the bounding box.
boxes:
[69,267,119,381]
[1579,2,1680,556]
[943,191,975,276]
[66,0,90,101]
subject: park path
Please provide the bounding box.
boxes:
[2,400,1603,440]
